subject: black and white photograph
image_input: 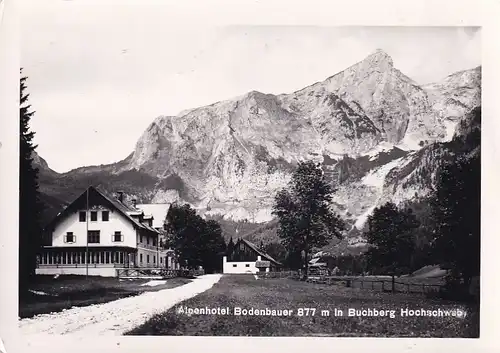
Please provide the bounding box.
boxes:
[14,0,483,340]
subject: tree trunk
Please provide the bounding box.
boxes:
[303,249,309,280]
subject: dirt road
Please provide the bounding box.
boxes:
[19,274,222,336]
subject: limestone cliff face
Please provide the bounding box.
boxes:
[423,66,481,140]
[124,67,386,214]
[116,50,479,224]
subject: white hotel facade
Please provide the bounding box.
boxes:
[37,186,178,277]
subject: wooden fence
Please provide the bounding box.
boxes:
[305,276,444,295]
[116,268,205,279]
[258,272,444,295]
[258,270,300,279]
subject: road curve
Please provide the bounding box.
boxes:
[19,274,222,336]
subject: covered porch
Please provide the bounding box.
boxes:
[37,246,137,269]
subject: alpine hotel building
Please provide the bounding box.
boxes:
[37,186,177,277]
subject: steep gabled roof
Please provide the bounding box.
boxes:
[45,186,159,234]
[239,238,282,266]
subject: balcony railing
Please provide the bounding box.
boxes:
[137,243,159,251]
[37,263,171,269]
[37,263,130,268]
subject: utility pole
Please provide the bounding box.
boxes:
[86,186,89,279]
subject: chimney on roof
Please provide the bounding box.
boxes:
[117,191,124,203]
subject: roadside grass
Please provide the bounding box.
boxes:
[126,274,478,337]
[19,275,192,319]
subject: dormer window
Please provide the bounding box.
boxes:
[90,211,98,221]
[102,211,109,221]
[79,211,86,222]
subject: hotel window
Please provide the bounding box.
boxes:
[146,237,150,245]
[106,252,110,264]
[90,211,98,221]
[153,256,156,264]
[113,231,123,242]
[147,255,150,263]
[160,257,163,264]
[140,253,143,263]
[140,235,143,243]
[152,237,157,246]
[64,232,75,243]
[79,211,86,222]
[100,252,105,264]
[233,264,237,267]
[87,230,100,243]
[102,211,109,221]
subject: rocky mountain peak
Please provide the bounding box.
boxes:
[362,49,394,70]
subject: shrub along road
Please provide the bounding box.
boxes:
[127,274,478,337]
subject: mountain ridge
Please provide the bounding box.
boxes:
[34,50,481,251]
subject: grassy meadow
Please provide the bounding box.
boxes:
[126,274,478,337]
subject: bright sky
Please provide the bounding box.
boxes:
[21,0,481,173]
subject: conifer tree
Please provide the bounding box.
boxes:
[19,71,43,291]
[227,237,235,258]
[431,153,480,288]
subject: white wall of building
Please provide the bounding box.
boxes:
[36,267,118,277]
[223,255,268,274]
[52,207,137,248]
